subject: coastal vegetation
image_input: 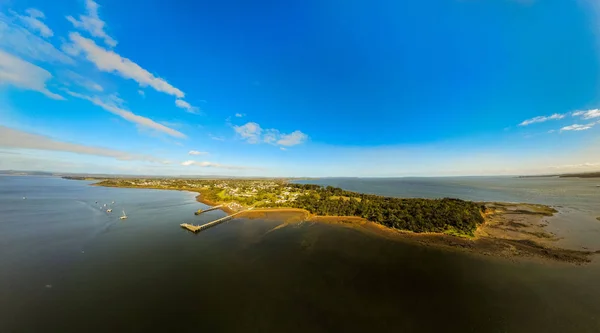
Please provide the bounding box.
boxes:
[559,172,600,178]
[90,177,596,263]
[519,171,600,178]
[63,176,92,180]
[94,178,485,236]
[264,184,484,236]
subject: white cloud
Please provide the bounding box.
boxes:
[277,130,308,146]
[549,162,600,169]
[60,69,104,92]
[188,150,208,155]
[138,89,145,97]
[13,8,53,37]
[0,125,168,163]
[233,122,263,144]
[66,0,117,47]
[235,113,244,117]
[233,122,308,147]
[175,99,199,114]
[573,109,600,120]
[519,113,565,126]
[64,90,186,138]
[263,129,279,144]
[280,147,287,151]
[181,160,253,170]
[209,134,225,141]
[0,14,73,64]
[66,32,185,98]
[560,123,595,132]
[0,50,64,100]
[24,9,44,19]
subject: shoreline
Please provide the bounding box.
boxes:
[92,182,597,264]
[239,205,597,264]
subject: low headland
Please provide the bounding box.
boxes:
[519,171,600,178]
[87,177,598,264]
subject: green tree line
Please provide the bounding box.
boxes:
[265,184,485,236]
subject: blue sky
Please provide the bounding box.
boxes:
[1,0,600,177]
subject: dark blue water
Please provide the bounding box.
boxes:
[2,176,600,332]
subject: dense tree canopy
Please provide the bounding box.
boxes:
[261,184,485,236]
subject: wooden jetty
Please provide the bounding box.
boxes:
[181,208,252,233]
[194,205,223,215]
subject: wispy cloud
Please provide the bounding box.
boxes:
[138,90,145,97]
[560,123,595,132]
[60,69,104,92]
[175,99,199,114]
[0,13,73,64]
[233,122,308,147]
[159,121,184,129]
[209,134,225,141]
[65,32,185,98]
[0,150,22,155]
[519,113,565,126]
[573,109,600,119]
[0,50,64,100]
[188,150,208,156]
[13,8,53,37]
[66,0,117,47]
[181,160,255,170]
[549,162,600,169]
[235,113,244,117]
[65,90,186,138]
[0,126,169,163]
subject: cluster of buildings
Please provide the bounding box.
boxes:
[215,183,302,205]
[226,202,244,211]
[105,178,307,206]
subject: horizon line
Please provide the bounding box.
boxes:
[2,169,597,179]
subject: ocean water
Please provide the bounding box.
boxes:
[1,176,600,332]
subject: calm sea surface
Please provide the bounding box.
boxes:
[1,176,600,332]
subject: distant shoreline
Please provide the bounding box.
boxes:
[519,172,600,179]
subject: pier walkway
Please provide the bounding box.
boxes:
[194,205,223,215]
[181,207,253,233]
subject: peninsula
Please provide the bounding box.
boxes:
[88,177,596,264]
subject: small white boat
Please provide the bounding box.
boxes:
[22,196,26,200]
[120,210,127,220]
[111,201,115,204]
[103,204,107,207]
[106,209,112,213]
